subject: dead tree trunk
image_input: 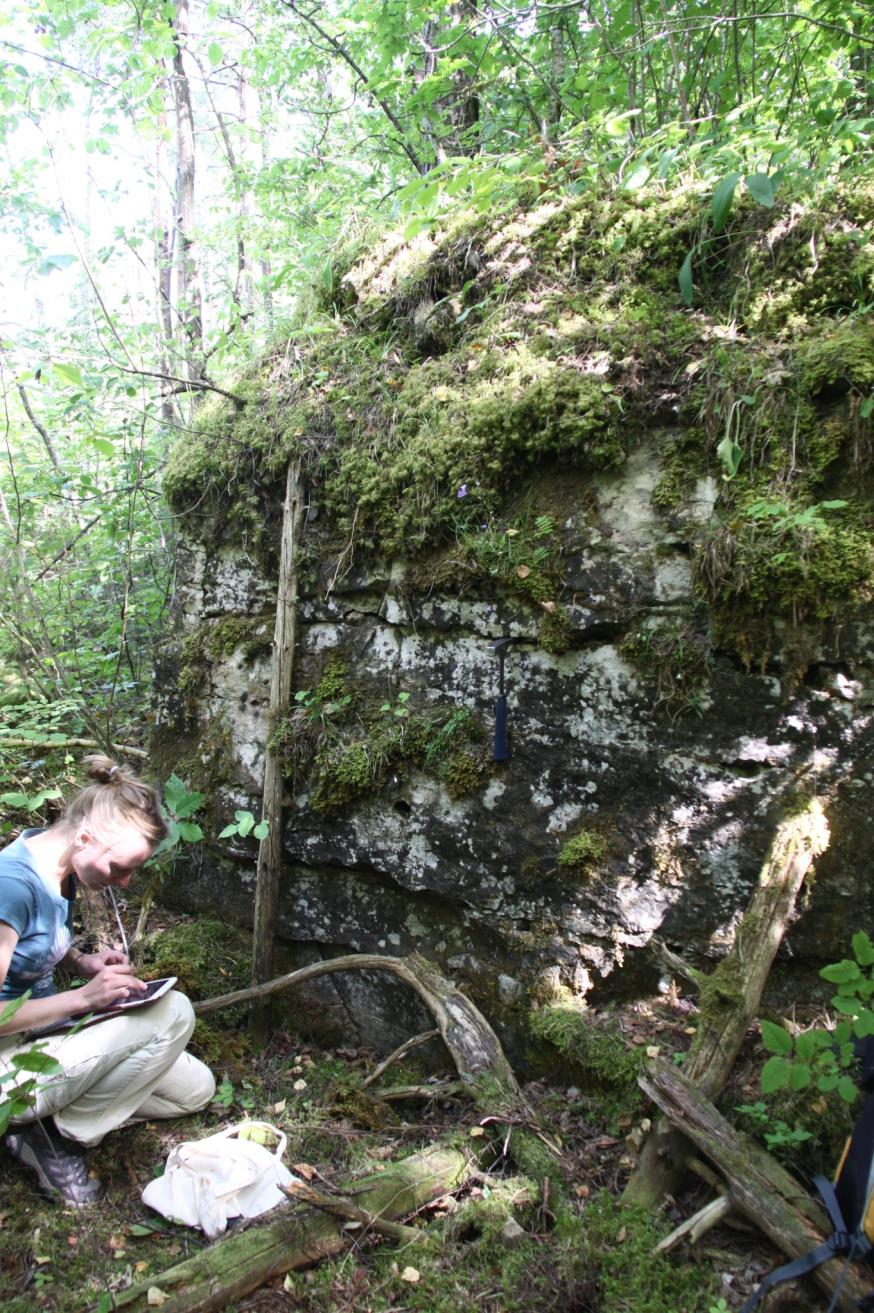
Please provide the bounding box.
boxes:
[641,1056,870,1313]
[106,1145,468,1313]
[250,460,304,1038]
[624,794,830,1206]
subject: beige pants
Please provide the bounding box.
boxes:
[1,990,216,1148]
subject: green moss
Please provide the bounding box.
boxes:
[140,918,252,1025]
[557,829,607,873]
[579,1192,721,1312]
[442,745,492,800]
[621,614,712,716]
[695,499,873,673]
[529,1001,642,1094]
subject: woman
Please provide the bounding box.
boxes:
[0,755,215,1206]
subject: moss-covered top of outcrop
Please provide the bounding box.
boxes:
[165,178,874,656]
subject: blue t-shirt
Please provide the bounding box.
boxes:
[0,831,73,1000]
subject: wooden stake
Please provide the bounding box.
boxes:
[250,459,304,1038]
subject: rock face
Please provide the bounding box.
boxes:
[154,182,874,1054]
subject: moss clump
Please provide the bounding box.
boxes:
[579,1192,721,1312]
[695,499,873,673]
[177,615,273,694]
[140,918,251,1024]
[275,670,491,813]
[529,1001,642,1094]
[622,613,712,716]
[442,745,492,800]
[557,829,607,873]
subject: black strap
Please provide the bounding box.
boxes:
[738,1238,842,1313]
[815,1173,851,1235]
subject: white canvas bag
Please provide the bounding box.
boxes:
[142,1122,297,1238]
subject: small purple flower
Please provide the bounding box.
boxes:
[457,483,468,499]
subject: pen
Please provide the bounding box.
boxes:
[106,886,130,958]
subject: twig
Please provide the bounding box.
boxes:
[377,1081,465,1102]
[649,936,704,988]
[653,1193,731,1254]
[0,737,147,759]
[282,1179,423,1243]
[361,1029,440,1089]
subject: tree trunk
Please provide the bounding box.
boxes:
[250,461,304,1038]
[106,1145,469,1313]
[624,793,830,1206]
[640,1056,871,1313]
[170,0,203,385]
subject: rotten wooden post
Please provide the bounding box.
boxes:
[624,793,830,1206]
[250,459,304,1038]
[640,1056,871,1313]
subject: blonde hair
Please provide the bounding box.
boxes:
[59,754,167,847]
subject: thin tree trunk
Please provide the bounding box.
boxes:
[250,461,304,1038]
[170,0,203,384]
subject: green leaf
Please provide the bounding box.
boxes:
[787,1062,812,1091]
[53,362,84,388]
[854,932,874,966]
[235,810,255,837]
[10,1051,63,1075]
[832,996,861,1015]
[821,960,861,983]
[744,173,776,206]
[818,1072,840,1092]
[761,1055,792,1092]
[208,42,223,65]
[0,792,30,808]
[855,1011,874,1038]
[177,821,203,843]
[861,398,874,419]
[91,437,115,457]
[760,1020,793,1054]
[711,172,741,234]
[624,163,650,192]
[838,1076,859,1104]
[219,823,238,838]
[678,248,695,305]
[717,433,743,479]
[172,791,204,820]
[163,774,188,813]
[794,1031,819,1061]
[253,820,269,840]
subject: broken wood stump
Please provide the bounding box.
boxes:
[640,1055,870,1313]
[624,794,830,1206]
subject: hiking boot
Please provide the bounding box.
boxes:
[5,1120,103,1206]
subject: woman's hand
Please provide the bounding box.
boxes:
[75,962,147,1010]
[72,947,129,978]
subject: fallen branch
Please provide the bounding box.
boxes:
[0,736,148,759]
[282,1179,422,1243]
[195,952,520,1100]
[377,1081,465,1102]
[653,1193,731,1254]
[361,1029,440,1089]
[640,1056,870,1313]
[107,1145,468,1313]
[649,936,704,989]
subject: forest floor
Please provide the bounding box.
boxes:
[0,908,833,1313]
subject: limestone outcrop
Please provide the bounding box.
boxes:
[154,180,874,1051]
